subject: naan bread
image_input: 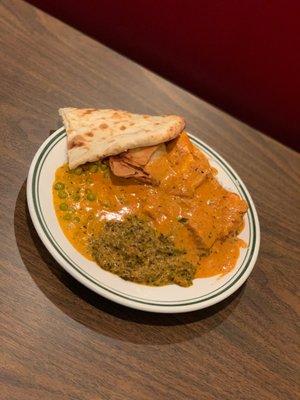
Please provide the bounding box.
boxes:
[59,108,185,169]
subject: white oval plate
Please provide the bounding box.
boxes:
[27,127,260,313]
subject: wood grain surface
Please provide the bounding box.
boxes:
[1,1,299,399]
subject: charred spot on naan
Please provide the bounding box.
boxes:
[99,123,108,129]
[112,111,124,120]
[68,135,87,149]
[80,108,96,116]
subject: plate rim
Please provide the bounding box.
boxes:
[27,127,260,313]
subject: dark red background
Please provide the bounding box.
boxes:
[27,0,300,150]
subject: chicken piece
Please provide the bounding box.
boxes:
[122,145,159,167]
[109,156,152,183]
[167,131,194,154]
[217,192,248,238]
[167,133,211,197]
[147,133,212,197]
[184,191,248,253]
[109,133,212,195]
[185,212,217,252]
[109,144,163,183]
[162,152,209,197]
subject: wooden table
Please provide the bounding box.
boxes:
[1,1,299,399]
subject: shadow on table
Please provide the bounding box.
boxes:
[15,182,245,345]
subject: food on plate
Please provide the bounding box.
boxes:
[53,108,248,287]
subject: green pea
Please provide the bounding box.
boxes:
[63,213,72,220]
[54,182,65,190]
[58,190,68,199]
[87,177,93,184]
[73,216,80,223]
[89,164,99,173]
[104,170,110,179]
[99,163,108,171]
[59,203,68,211]
[87,193,96,201]
[72,193,80,201]
[74,167,83,175]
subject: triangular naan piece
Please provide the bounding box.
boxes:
[59,108,185,169]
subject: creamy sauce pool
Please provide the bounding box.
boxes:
[53,135,247,280]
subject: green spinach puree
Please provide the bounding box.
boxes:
[90,216,196,287]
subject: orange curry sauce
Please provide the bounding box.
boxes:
[53,133,247,279]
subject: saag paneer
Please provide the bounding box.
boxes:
[90,216,196,287]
